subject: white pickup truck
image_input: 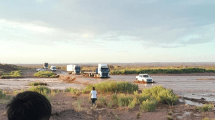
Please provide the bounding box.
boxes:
[136,74,153,83]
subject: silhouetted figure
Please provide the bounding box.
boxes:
[91,87,97,106]
[7,91,51,120]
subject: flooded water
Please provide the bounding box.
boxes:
[81,75,215,102]
[1,75,215,103]
[0,78,84,91]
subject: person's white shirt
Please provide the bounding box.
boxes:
[91,90,97,98]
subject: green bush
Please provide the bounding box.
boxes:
[142,86,178,105]
[140,99,157,112]
[28,86,51,95]
[136,95,151,105]
[85,81,138,93]
[117,94,134,107]
[1,70,22,78]
[33,71,56,78]
[28,82,48,86]
[197,104,214,112]
[128,97,137,109]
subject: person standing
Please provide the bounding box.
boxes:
[91,87,97,106]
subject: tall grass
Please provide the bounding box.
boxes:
[117,94,133,107]
[197,104,214,112]
[1,70,22,78]
[0,90,6,99]
[65,88,79,95]
[140,99,157,112]
[33,71,56,78]
[142,86,178,105]
[85,81,138,93]
[28,86,51,95]
[28,82,48,86]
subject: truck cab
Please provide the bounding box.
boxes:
[136,74,153,83]
[43,63,48,69]
[98,64,109,78]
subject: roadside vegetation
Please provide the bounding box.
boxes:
[28,82,48,86]
[53,64,215,75]
[34,71,58,78]
[85,81,138,93]
[196,103,214,112]
[110,68,215,75]
[0,64,25,78]
[0,70,22,78]
[66,81,178,112]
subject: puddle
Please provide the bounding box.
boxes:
[179,98,204,106]
[176,112,191,119]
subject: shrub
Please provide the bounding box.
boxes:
[140,99,157,112]
[65,88,79,95]
[142,86,178,105]
[28,82,48,86]
[81,89,86,94]
[33,71,56,78]
[136,95,151,105]
[128,97,137,109]
[0,90,6,99]
[85,81,138,93]
[97,96,107,106]
[1,70,22,78]
[197,104,214,112]
[107,101,113,108]
[117,94,134,107]
[28,86,51,95]
[166,116,173,120]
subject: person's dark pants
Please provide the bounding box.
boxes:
[91,98,97,105]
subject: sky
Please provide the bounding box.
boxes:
[0,0,215,64]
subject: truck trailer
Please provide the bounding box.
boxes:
[67,65,81,74]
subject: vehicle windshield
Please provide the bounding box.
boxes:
[101,68,109,72]
[75,67,80,70]
[53,67,56,69]
[143,75,149,77]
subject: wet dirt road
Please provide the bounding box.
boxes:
[1,75,215,102]
[81,75,215,102]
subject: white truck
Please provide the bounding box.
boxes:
[67,65,81,74]
[43,63,48,69]
[97,64,109,78]
[136,74,153,83]
[50,66,56,72]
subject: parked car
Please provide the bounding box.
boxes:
[36,68,46,72]
[136,74,153,83]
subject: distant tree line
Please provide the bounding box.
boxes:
[110,68,215,74]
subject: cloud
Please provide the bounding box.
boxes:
[0,0,215,47]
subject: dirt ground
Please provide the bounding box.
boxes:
[1,92,215,120]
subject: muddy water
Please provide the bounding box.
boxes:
[81,75,215,102]
[1,75,215,103]
[0,78,84,91]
